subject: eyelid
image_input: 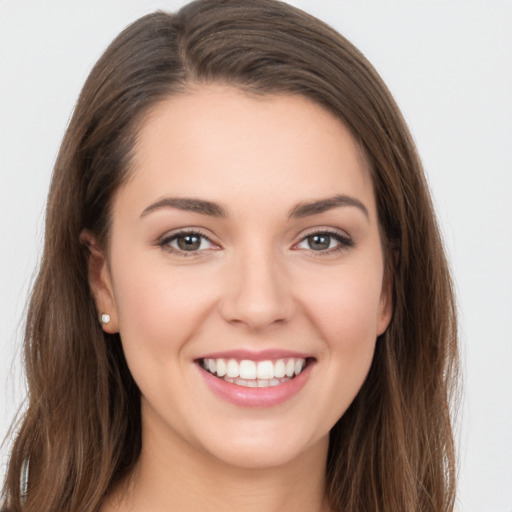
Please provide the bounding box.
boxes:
[293,227,354,254]
[157,227,220,255]
[155,226,353,256]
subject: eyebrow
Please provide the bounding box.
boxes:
[140,197,228,218]
[288,194,369,219]
[140,194,369,220]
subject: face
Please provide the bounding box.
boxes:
[90,85,391,470]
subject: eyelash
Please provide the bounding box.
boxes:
[157,228,353,257]
[295,229,354,255]
[157,229,216,257]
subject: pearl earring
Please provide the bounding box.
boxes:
[101,313,111,325]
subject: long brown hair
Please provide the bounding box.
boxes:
[2,1,459,511]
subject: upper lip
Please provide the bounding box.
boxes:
[195,349,314,362]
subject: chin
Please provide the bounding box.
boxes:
[194,425,329,471]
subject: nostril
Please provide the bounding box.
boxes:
[220,298,293,330]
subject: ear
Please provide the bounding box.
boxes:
[376,255,394,336]
[80,230,119,333]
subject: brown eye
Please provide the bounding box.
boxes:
[307,234,331,251]
[159,231,215,254]
[295,230,353,253]
[176,234,202,251]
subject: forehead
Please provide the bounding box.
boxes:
[120,85,376,220]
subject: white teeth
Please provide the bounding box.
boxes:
[226,377,291,387]
[202,357,307,387]
[285,359,295,377]
[226,359,240,378]
[239,360,257,380]
[216,358,227,377]
[256,360,274,380]
[274,359,286,378]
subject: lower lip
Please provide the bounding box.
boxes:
[197,363,313,408]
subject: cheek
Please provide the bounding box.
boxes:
[300,263,385,348]
[110,255,213,358]
[109,257,223,413]
[290,264,384,430]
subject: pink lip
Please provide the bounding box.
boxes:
[196,360,314,408]
[196,349,312,362]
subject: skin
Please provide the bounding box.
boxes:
[89,85,392,512]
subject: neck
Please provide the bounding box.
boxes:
[103,411,331,512]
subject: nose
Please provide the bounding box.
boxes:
[220,246,295,330]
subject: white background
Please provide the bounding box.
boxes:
[1,2,511,511]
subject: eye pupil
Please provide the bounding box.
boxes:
[308,234,330,250]
[178,234,201,251]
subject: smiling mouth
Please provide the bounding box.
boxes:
[199,357,311,388]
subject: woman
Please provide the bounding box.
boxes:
[1,1,459,511]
